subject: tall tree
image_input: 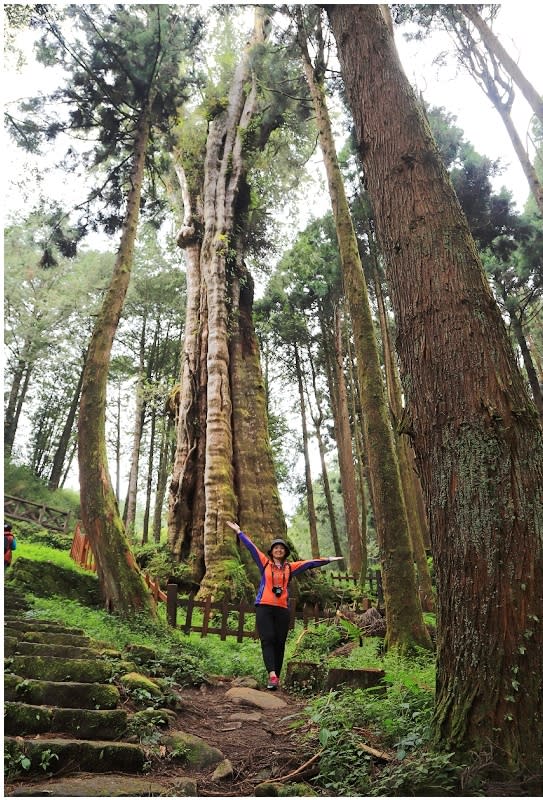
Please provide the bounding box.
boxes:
[21,5,202,614]
[295,7,430,651]
[168,8,313,596]
[329,4,543,773]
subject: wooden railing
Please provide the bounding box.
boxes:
[165,583,342,642]
[4,494,72,532]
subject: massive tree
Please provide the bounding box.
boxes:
[329,4,543,774]
[295,7,430,651]
[168,8,313,596]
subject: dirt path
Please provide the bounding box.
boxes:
[158,678,319,795]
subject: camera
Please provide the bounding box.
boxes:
[272,586,283,597]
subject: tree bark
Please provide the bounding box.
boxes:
[297,10,430,649]
[169,10,285,597]
[123,316,148,534]
[294,341,320,558]
[49,360,85,489]
[307,343,344,559]
[78,101,155,617]
[329,4,543,771]
[332,305,364,578]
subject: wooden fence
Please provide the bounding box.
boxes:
[4,494,72,532]
[165,583,340,642]
[326,569,384,606]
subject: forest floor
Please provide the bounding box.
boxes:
[153,677,320,796]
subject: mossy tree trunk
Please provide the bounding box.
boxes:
[294,340,320,558]
[297,9,430,651]
[168,11,286,597]
[329,4,543,771]
[374,265,434,611]
[78,103,155,617]
[333,305,364,578]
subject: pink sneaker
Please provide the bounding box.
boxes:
[267,675,279,690]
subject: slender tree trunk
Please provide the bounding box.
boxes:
[489,87,543,216]
[78,102,155,617]
[333,306,364,578]
[502,295,543,422]
[4,356,32,454]
[294,341,319,558]
[123,317,148,534]
[329,4,543,771]
[142,405,156,546]
[460,5,543,124]
[298,12,429,649]
[49,361,84,489]
[308,345,343,558]
[153,418,173,544]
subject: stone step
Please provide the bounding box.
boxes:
[4,736,146,776]
[5,673,120,709]
[7,774,190,797]
[4,638,121,660]
[4,702,128,740]
[4,618,87,635]
[5,655,130,684]
[15,630,92,647]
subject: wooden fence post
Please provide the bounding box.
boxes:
[202,596,212,637]
[167,583,178,628]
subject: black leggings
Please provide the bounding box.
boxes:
[255,604,291,676]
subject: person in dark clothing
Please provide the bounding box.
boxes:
[4,522,17,570]
[227,521,342,690]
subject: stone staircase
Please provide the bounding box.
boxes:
[3,587,202,796]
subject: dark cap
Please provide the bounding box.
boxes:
[267,538,291,558]
[4,522,13,531]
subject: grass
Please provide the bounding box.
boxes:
[8,536,469,796]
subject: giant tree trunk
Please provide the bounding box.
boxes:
[329,4,543,772]
[297,11,430,650]
[374,266,434,610]
[78,103,155,617]
[169,11,286,597]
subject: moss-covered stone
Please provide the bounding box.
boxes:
[4,736,145,775]
[6,557,101,606]
[254,781,317,796]
[7,655,114,684]
[6,640,121,659]
[5,619,86,635]
[19,630,92,647]
[164,731,224,768]
[119,672,163,698]
[4,674,120,709]
[4,701,53,735]
[122,644,157,665]
[51,708,128,740]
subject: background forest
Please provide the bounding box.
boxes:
[3,3,543,794]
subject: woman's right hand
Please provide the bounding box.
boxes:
[226,521,241,533]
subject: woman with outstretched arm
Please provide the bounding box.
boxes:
[227,521,343,690]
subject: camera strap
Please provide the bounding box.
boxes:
[266,560,290,592]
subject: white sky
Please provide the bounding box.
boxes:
[394,1,542,209]
[3,3,542,507]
